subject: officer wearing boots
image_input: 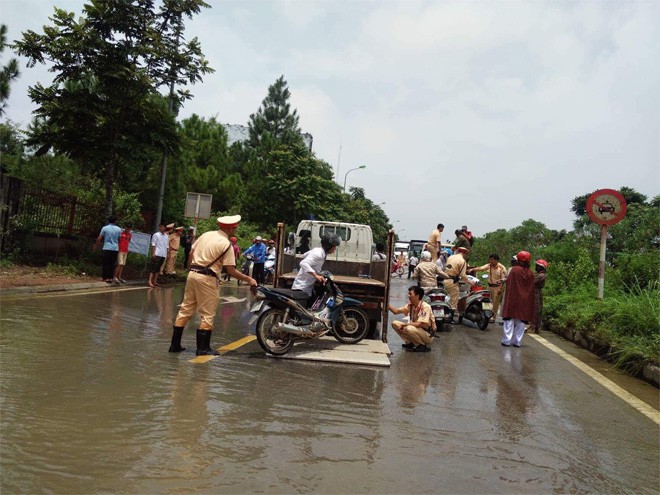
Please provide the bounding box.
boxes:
[168,215,257,356]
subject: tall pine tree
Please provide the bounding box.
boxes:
[0,24,20,116]
[248,75,305,149]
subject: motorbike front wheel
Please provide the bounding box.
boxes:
[333,307,369,344]
[396,266,405,277]
[256,308,295,355]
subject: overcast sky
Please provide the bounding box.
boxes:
[3,0,659,241]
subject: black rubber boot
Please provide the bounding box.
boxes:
[168,325,186,353]
[196,329,220,356]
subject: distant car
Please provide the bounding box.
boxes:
[598,201,615,214]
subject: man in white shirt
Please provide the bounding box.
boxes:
[372,242,386,262]
[408,252,419,279]
[292,233,341,304]
[148,223,169,288]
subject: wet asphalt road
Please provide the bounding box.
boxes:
[0,277,658,494]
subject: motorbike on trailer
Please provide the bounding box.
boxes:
[250,273,370,355]
[456,274,494,330]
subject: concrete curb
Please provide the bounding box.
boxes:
[0,280,150,296]
[549,325,659,389]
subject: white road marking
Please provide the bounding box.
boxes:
[528,333,660,424]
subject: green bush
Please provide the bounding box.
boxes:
[613,252,660,290]
[544,280,659,371]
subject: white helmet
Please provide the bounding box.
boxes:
[421,251,432,261]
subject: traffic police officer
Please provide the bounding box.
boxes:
[442,246,475,321]
[168,215,257,356]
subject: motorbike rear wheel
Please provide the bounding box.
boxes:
[333,307,369,344]
[256,308,295,355]
[477,312,490,330]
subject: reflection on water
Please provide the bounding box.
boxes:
[0,280,657,494]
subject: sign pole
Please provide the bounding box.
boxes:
[597,224,607,301]
[586,188,627,302]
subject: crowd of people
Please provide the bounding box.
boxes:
[390,222,549,352]
[94,216,278,289]
[96,215,548,356]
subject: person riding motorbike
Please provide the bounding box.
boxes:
[292,233,341,306]
[413,251,449,290]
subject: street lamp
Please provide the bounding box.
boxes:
[343,165,366,192]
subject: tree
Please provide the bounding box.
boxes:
[0,25,20,116]
[244,145,344,226]
[173,114,245,213]
[13,0,214,217]
[248,76,306,149]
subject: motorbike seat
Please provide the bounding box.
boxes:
[270,288,310,301]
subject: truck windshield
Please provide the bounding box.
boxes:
[319,225,352,242]
[409,240,426,255]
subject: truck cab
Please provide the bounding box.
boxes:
[293,220,374,264]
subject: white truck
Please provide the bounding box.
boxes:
[273,220,393,339]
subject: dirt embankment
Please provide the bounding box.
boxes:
[0,266,93,289]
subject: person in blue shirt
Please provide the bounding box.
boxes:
[243,236,267,284]
[93,216,122,283]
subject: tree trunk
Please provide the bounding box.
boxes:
[104,161,115,218]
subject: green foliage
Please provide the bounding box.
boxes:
[0,121,24,170]
[608,200,660,254]
[470,219,566,266]
[13,0,213,216]
[605,281,660,340]
[544,285,606,335]
[0,24,20,116]
[614,252,660,290]
[543,282,659,369]
[248,75,305,149]
[171,114,245,213]
[544,247,598,296]
[0,252,16,268]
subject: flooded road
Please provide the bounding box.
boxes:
[1,278,658,494]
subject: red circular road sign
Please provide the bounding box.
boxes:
[586,189,627,226]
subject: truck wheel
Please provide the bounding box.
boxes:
[256,308,294,355]
[334,307,369,344]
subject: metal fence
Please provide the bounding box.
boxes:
[1,175,103,251]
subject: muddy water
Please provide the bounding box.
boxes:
[1,279,658,494]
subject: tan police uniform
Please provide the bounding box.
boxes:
[164,231,182,274]
[443,253,468,311]
[486,262,507,317]
[174,230,235,330]
[413,261,448,289]
[427,228,442,261]
[391,300,434,346]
